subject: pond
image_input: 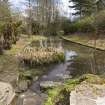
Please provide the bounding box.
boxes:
[63,40,105,78]
[28,37,105,93]
[30,37,105,79]
[15,37,105,105]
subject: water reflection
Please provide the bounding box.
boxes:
[31,37,63,49]
[64,50,77,61]
[63,41,105,77]
[29,37,105,78]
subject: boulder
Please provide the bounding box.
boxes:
[17,90,44,105]
[0,82,15,105]
[16,80,31,93]
[40,81,62,89]
[56,74,72,79]
[70,81,105,105]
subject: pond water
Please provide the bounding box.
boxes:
[31,37,105,78]
[63,40,105,78]
[28,37,105,92]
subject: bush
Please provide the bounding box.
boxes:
[68,22,79,33]
[2,21,22,49]
[79,17,95,33]
[94,10,105,33]
[59,11,105,34]
[61,18,72,34]
[46,21,60,36]
[64,16,95,34]
[0,20,22,53]
[57,30,64,36]
[31,21,42,34]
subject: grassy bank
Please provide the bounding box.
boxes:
[5,35,47,55]
[62,35,105,51]
[0,35,47,85]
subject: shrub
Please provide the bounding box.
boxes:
[31,21,42,34]
[76,16,95,33]
[94,10,105,33]
[2,21,22,49]
[57,30,64,36]
[46,22,60,36]
[12,21,22,43]
[65,16,95,34]
[61,18,72,34]
[68,22,79,33]
[80,18,94,32]
[0,20,22,54]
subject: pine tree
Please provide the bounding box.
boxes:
[96,0,105,11]
[69,0,96,17]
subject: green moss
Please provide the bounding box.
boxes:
[80,74,105,84]
[44,74,105,105]
[44,79,80,105]
[65,79,80,85]
[44,87,63,105]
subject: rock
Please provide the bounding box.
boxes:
[0,82,15,105]
[56,74,72,79]
[17,90,44,105]
[16,80,31,93]
[33,76,38,81]
[42,75,47,79]
[70,81,105,105]
[40,81,62,89]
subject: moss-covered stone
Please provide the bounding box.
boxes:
[43,74,105,105]
[80,74,105,84]
[43,79,80,105]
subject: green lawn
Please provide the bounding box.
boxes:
[62,34,105,50]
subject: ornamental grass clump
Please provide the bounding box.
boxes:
[18,46,64,67]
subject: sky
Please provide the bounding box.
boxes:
[9,0,26,10]
[9,0,72,17]
[9,0,70,9]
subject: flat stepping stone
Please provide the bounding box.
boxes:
[0,82,15,105]
[17,90,44,105]
[40,81,62,88]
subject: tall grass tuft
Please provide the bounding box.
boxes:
[18,46,64,67]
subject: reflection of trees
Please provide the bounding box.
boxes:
[30,37,63,49]
[93,51,105,75]
[89,51,97,74]
[67,57,92,77]
[64,41,105,77]
[66,49,105,77]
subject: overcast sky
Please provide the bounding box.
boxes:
[9,0,69,10]
[9,0,72,17]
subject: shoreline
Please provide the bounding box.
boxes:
[61,36,105,51]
